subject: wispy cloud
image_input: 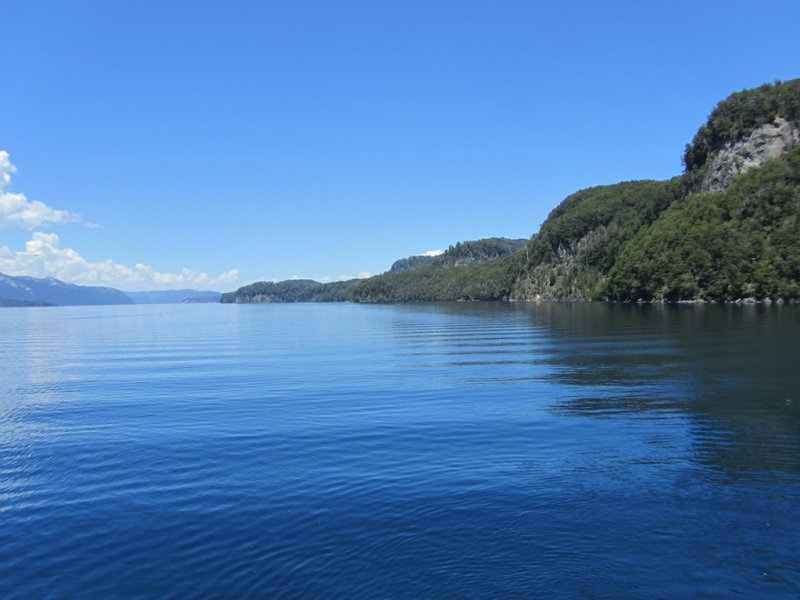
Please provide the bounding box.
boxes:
[313,273,373,283]
[0,232,240,291]
[286,273,373,284]
[0,151,15,188]
[0,151,82,229]
[418,249,443,257]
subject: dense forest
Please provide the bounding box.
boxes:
[512,179,684,300]
[389,238,526,273]
[682,79,800,174]
[350,252,525,303]
[349,238,528,302]
[223,78,800,305]
[222,239,527,303]
[606,145,800,302]
[513,78,800,303]
[220,279,360,303]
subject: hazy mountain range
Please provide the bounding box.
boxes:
[0,273,220,306]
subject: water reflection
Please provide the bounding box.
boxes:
[519,302,800,480]
[393,302,800,480]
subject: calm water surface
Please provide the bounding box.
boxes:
[1,303,798,598]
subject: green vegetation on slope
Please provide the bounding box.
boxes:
[514,179,683,299]
[351,251,525,303]
[220,279,360,303]
[434,238,527,267]
[388,254,437,273]
[606,145,800,302]
[389,238,526,273]
[514,78,800,302]
[222,238,528,304]
[350,237,527,302]
[683,79,800,173]
[223,79,800,305]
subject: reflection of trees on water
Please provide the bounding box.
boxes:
[515,302,800,480]
[390,301,799,479]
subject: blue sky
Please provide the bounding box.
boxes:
[2,0,799,291]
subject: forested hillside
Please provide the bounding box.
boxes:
[511,179,683,300]
[223,238,528,303]
[389,238,526,273]
[683,79,800,177]
[350,251,524,303]
[606,145,800,302]
[513,78,800,303]
[220,279,360,303]
[222,79,800,305]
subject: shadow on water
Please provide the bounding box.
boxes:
[407,301,800,480]
[507,302,800,481]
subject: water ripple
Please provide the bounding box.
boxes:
[0,303,798,598]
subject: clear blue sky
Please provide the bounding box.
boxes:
[2,0,799,290]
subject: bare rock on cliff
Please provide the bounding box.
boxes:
[701,117,799,192]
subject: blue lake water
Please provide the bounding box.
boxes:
[1,302,799,598]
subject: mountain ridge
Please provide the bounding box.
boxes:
[9,79,800,306]
[0,273,133,306]
[0,273,223,306]
[224,78,800,305]
[512,78,800,303]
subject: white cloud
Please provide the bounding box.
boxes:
[314,272,373,283]
[0,151,81,229]
[243,277,278,286]
[0,191,81,229]
[0,151,17,189]
[418,249,444,257]
[0,232,240,291]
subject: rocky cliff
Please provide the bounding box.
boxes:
[510,179,681,301]
[701,117,799,192]
[512,78,800,303]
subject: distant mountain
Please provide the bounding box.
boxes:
[352,238,527,302]
[388,254,438,273]
[0,297,54,307]
[224,79,800,305]
[221,279,360,303]
[388,238,526,273]
[222,237,528,304]
[126,289,221,304]
[0,273,133,306]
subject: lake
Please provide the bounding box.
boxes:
[1,302,798,598]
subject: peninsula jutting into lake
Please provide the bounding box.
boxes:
[3,79,797,309]
[222,79,800,305]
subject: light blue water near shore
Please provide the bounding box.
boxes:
[1,302,798,598]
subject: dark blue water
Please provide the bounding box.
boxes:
[1,302,799,598]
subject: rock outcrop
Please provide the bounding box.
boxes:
[701,117,799,192]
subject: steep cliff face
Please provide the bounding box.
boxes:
[701,117,799,192]
[606,144,800,302]
[511,227,615,301]
[511,180,680,301]
[512,78,800,303]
